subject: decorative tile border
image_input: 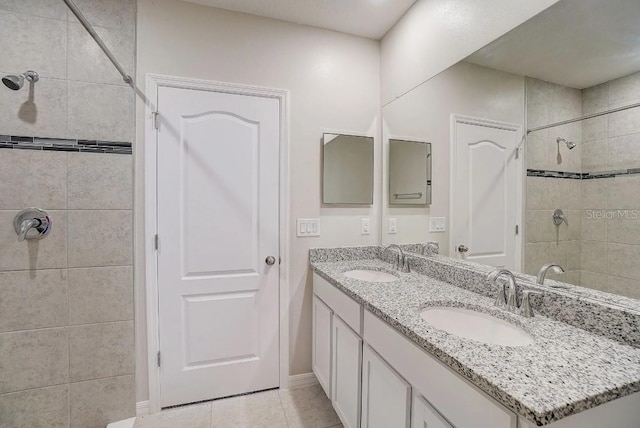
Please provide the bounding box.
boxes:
[0,135,132,154]
[527,168,640,180]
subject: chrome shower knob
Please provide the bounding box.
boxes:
[13,208,51,242]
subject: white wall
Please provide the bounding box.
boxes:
[382,62,525,252]
[380,0,560,105]
[134,0,381,401]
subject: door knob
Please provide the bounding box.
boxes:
[458,245,469,253]
[265,256,276,266]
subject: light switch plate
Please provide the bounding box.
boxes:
[361,218,370,235]
[429,217,446,233]
[388,218,397,234]
[297,218,320,237]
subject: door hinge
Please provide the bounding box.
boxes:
[153,111,160,130]
[515,225,519,235]
[157,351,161,367]
[515,147,520,159]
[154,234,159,250]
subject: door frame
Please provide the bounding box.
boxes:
[449,114,523,270]
[144,74,290,413]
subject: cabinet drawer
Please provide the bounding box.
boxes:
[313,272,362,334]
[363,310,517,428]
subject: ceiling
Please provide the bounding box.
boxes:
[182,0,417,40]
[465,0,640,89]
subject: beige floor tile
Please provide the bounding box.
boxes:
[211,389,287,428]
[134,402,211,428]
[280,385,340,428]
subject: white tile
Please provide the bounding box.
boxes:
[69,266,133,324]
[580,241,607,274]
[607,134,640,171]
[280,384,340,428]
[134,402,211,428]
[0,0,67,20]
[69,321,134,381]
[67,81,133,142]
[68,152,132,209]
[0,385,69,428]
[608,105,640,138]
[0,149,67,209]
[581,140,607,172]
[70,375,135,428]
[67,210,132,267]
[67,0,135,30]
[608,243,640,280]
[0,328,69,393]
[608,71,640,107]
[582,83,608,115]
[0,269,68,332]
[211,389,288,428]
[0,11,66,78]
[607,176,640,210]
[67,22,134,86]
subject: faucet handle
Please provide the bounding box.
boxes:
[402,255,411,273]
[518,290,542,318]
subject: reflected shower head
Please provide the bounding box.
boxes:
[557,137,576,150]
[2,71,39,91]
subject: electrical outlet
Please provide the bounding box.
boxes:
[388,218,397,234]
[429,217,446,233]
[297,218,320,237]
[361,218,370,235]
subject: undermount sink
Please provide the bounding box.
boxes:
[420,307,534,347]
[343,269,399,283]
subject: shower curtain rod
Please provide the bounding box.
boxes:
[527,100,640,134]
[62,0,133,86]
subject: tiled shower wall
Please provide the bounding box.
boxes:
[525,78,583,285]
[0,1,135,427]
[525,74,640,299]
[579,72,640,298]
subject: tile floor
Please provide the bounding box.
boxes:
[133,384,343,428]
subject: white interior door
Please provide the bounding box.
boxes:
[451,117,521,270]
[156,86,280,407]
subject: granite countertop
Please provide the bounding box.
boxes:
[311,258,640,426]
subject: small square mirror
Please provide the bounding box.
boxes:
[389,139,431,205]
[322,133,374,204]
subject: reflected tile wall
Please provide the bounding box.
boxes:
[0,0,135,426]
[524,74,640,298]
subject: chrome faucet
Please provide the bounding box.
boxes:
[537,263,565,285]
[18,218,40,242]
[487,268,542,317]
[420,242,438,256]
[487,269,518,310]
[384,244,410,272]
[13,208,52,242]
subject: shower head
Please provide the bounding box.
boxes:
[556,137,576,150]
[2,71,39,91]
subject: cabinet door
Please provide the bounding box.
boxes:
[361,345,411,428]
[332,314,362,428]
[412,394,454,428]
[312,295,332,398]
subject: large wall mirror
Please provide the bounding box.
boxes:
[381,0,640,304]
[323,133,374,204]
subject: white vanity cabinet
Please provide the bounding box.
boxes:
[361,344,411,428]
[331,315,362,428]
[312,295,332,398]
[412,394,454,428]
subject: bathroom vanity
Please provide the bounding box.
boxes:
[310,247,640,428]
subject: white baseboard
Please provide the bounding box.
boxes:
[288,372,319,390]
[136,401,150,416]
